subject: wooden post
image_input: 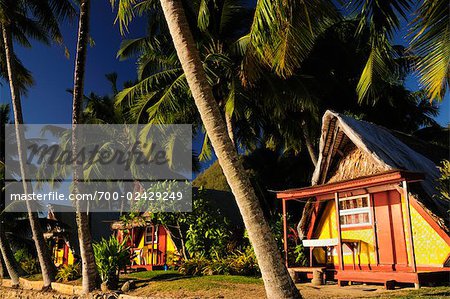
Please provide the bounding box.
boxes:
[151,224,155,267]
[310,247,313,267]
[402,181,417,273]
[335,192,344,271]
[370,194,379,266]
[282,198,288,267]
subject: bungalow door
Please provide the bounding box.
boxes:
[373,190,408,270]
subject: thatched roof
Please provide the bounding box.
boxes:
[299,110,449,238]
[111,213,153,230]
[111,219,149,230]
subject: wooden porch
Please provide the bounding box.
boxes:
[288,266,450,289]
[335,269,450,289]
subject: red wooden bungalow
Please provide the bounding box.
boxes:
[277,111,450,288]
[112,215,179,271]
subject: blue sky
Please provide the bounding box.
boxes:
[1,1,449,128]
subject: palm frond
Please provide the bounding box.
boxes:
[348,0,413,102]
[410,0,449,101]
[111,0,158,35]
[115,68,183,105]
[197,0,210,32]
[356,45,392,101]
[198,131,212,161]
[247,0,339,78]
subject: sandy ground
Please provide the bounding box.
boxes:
[127,281,441,299]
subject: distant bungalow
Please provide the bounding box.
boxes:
[277,110,449,289]
[111,213,180,271]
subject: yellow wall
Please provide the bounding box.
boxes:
[313,195,450,267]
[54,245,74,266]
[401,196,450,267]
[133,229,178,266]
[165,233,177,265]
[314,201,376,266]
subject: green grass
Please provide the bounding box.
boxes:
[122,271,263,293]
[143,275,263,292]
[194,275,263,284]
[386,286,450,299]
[122,270,182,281]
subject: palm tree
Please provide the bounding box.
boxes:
[70,0,99,293]
[114,0,324,166]
[0,0,76,288]
[0,104,23,287]
[150,0,302,297]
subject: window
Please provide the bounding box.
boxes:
[339,195,371,228]
[145,225,158,244]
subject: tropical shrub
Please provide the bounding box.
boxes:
[179,247,260,276]
[178,256,210,275]
[14,248,40,275]
[93,236,133,290]
[293,244,308,266]
[228,247,260,276]
[202,255,232,275]
[183,195,232,258]
[56,263,81,282]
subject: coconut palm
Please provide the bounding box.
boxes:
[111,0,340,296]
[159,2,302,296]
[70,0,100,293]
[0,0,76,288]
[113,0,323,166]
[0,104,23,287]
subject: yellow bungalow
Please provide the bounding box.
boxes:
[111,216,180,270]
[277,111,450,288]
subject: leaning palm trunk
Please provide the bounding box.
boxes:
[1,22,56,289]
[0,227,20,286]
[158,1,301,298]
[224,112,236,149]
[70,0,99,293]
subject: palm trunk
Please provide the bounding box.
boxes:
[159,1,301,298]
[1,22,56,289]
[71,0,98,294]
[0,250,3,278]
[224,111,236,149]
[0,137,21,286]
[0,228,20,287]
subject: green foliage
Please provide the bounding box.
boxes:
[55,263,81,282]
[268,213,309,266]
[293,244,308,266]
[179,247,260,277]
[184,195,232,258]
[436,160,450,202]
[178,256,210,276]
[226,247,260,276]
[14,248,40,275]
[93,236,133,289]
[410,0,449,101]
